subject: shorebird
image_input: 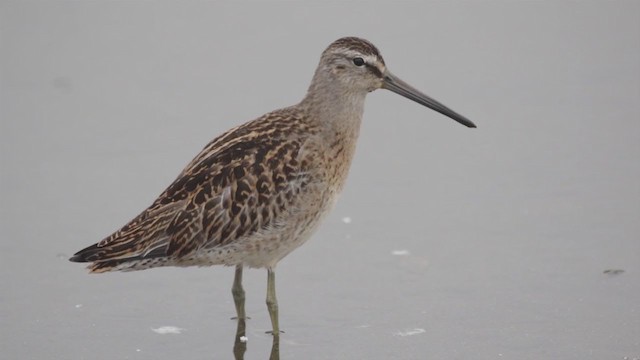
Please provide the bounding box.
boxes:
[70,37,475,335]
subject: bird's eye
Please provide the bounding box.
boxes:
[352,57,365,67]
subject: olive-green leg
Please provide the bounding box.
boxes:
[231,265,248,320]
[265,268,282,335]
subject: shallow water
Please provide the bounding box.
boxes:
[2,2,639,359]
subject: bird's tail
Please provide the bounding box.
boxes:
[69,242,170,273]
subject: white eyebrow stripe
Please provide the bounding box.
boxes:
[341,51,381,65]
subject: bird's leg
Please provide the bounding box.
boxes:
[231,265,248,320]
[265,268,283,335]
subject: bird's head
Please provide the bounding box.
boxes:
[316,37,475,128]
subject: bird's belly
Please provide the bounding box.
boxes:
[192,181,339,269]
[240,182,339,268]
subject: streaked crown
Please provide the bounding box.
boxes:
[323,37,385,65]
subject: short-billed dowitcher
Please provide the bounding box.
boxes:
[70,37,475,335]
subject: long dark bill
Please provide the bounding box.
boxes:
[382,71,476,128]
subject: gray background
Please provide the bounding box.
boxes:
[1,1,639,359]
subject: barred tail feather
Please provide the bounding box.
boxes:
[87,257,172,273]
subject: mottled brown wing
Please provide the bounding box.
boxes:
[70,108,315,264]
[161,137,309,257]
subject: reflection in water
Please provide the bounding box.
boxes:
[232,319,279,360]
[269,335,280,360]
[233,319,247,359]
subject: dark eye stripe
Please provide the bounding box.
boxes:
[365,63,383,77]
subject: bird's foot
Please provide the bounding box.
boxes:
[265,330,284,336]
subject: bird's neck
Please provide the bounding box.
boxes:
[299,74,367,140]
[297,74,367,193]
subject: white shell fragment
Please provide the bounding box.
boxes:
[391,249,410,256]
[151,326,185,334]
[395,328,425,337]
